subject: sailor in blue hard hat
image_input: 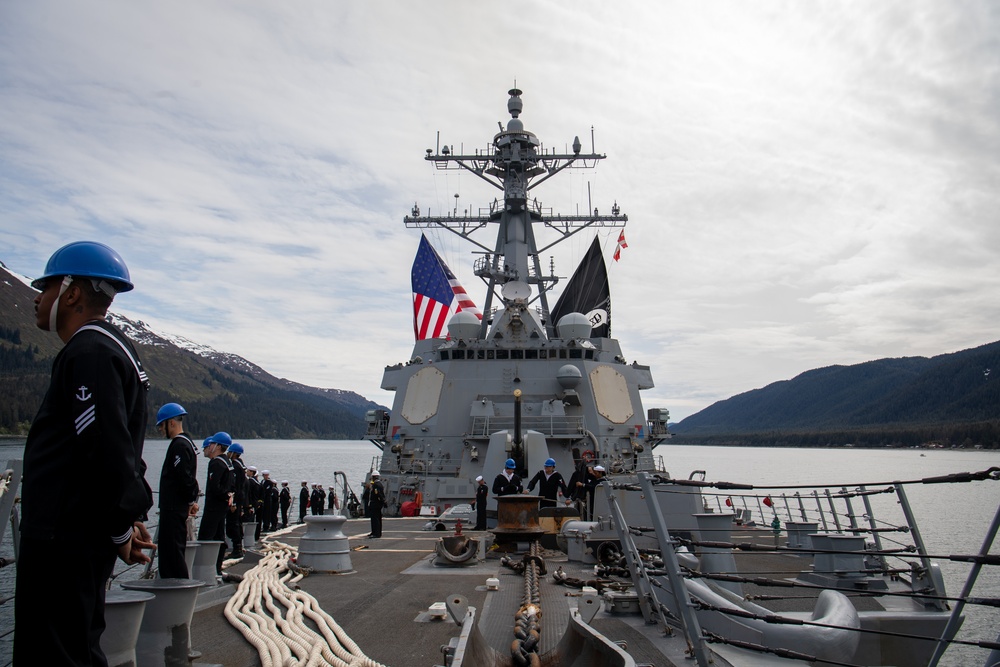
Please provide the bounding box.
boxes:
[225,441,248,559]
[525,456,570,508]
[19,241,153,665]
[155,402,200,578]
[493,458,523,496]
[198,431,235,575]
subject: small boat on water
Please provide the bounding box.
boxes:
[8,88,1000,667]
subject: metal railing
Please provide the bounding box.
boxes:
[469,415,586,438]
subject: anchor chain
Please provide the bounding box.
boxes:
[511,541,544,667]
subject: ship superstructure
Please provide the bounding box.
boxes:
[367,89,669,516]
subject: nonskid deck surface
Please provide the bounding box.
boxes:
[189,517,704,667]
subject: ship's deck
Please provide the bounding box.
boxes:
[187,516,716,667]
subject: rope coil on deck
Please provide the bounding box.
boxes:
[224,541,387,667]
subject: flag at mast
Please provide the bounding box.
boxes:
[411,234,482,340]
[549,236,611,338]
[613,230,628,262]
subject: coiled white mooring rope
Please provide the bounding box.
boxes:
[224,541,388,667]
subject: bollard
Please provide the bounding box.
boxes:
[189,540,224,587]
[102,589,154,667]
[119,578,203,667]
[242,521,257,549]
[693,512,742,595]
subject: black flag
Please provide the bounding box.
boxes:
[549,236,611,337]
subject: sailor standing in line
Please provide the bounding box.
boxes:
[473,475,488,530]
[492,458,523,496]
[155,403,199,578]
[298,480,310,523]
[366,471,386,538]
[197,432,234,576]
[16,241,155,666]
[225,442,247,558]
[316,485,326,516]
[246,466,263,540]
[260,470,276,532]
[310,483,322,516]
[279,481,291,527]
[266,475,280,529]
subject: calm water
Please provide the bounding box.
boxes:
[0,440,996,666]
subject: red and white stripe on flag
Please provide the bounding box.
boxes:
[413,292,452,340]
[614,230,628,262]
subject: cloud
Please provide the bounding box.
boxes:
[3,1,998,421]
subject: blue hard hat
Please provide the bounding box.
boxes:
[155,402,187,426]
[544,458,556,467]
[202,437,213,449]
[505,458,516,469]
[208,431,233,448]
[227,442,244,455]
[31,241,134,293]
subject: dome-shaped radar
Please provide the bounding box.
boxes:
[557,312,593,340]
[448,310,481,340]
[557,364,583,389]
[507,117,524,132]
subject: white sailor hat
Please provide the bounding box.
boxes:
[475,475,483,482]
[281,480,288,485]
[248,466,257,472]
[371,471,380,477]
[262,470,270,475]
[594,465,605,472]
[301,480,308,484]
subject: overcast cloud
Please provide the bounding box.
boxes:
[2,1,998,421]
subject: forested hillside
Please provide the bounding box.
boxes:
[672,341,1000,448]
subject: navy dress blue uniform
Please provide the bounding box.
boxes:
[16,319,152,667]
[367,476,386,537]
[492,471,523,496]
[267,482,280,529]
[226,456,248,555]
[158,432,199,577]
[299,483,310,523]
[310,486,322,515]
[473,479,488,530]
[279,484,291,527]
[261,476,276,531]
[198,452,233,575]
[526,469,569,508]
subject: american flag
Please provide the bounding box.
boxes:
[411,235,482,340]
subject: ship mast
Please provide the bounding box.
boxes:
[404,89,627,339]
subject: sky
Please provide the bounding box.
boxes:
[2,1,998,422]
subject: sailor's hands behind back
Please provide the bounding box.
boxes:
[117,521,155,565]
